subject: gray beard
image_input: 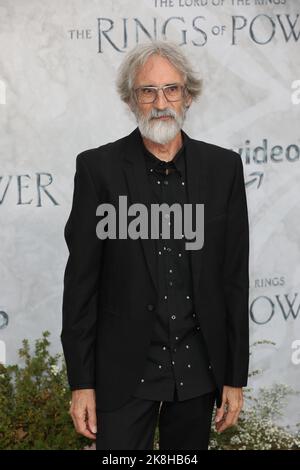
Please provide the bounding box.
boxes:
[133,106,188,145]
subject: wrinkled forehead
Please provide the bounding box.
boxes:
[134,54,184,87]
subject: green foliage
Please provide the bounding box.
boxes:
[209,384,300,450]
[0,331,90,450]
[208,340,300,450]
[1,333,299,450]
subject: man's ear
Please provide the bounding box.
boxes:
[185,92,193,109]
[126,99,135,113]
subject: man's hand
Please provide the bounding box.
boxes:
[70,389,97,439]
[215,386,244,433]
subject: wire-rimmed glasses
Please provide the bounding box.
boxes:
[134,83,187,104]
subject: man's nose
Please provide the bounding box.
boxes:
[153,89,168,108]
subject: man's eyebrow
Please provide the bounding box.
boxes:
[138,82,179,87]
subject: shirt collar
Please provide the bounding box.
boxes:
[138,128,186,177]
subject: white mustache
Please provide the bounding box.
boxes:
[134,104,187,145]
[149,109,176,120]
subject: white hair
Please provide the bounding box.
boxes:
[115,40,203,105]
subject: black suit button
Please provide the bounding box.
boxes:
[147,304,155,311]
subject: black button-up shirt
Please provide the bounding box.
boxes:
[132,129,217,402]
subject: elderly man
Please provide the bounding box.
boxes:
[61,40,250,450]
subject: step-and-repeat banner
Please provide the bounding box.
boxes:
[1,0,299,429]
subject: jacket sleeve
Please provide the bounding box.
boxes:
[61,153,103,391]
[223,153,250,387]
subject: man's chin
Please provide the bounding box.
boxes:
[149,119,177,130]
[146,129,179,145]
[137,117,181,143]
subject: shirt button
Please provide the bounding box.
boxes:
[158,251,162,255]
[185,344,190,349]
[169,269,173,273]
[208,364,212,370]
[178,253,182,257]
[169,281,173,286]
[181,182,185,186]
[163,346,167,350]
[192,313,196,318]
[175,336,179,340]
[157,180,161,184]
[164,295,168,300]
[180,382,184,386]
[141,378,144,383]
[186,295,190,300]
[187,364,191,368]
[172,360,175,365]
[196,326,200,330]
[147,304,155,311]
[171,315,176,320]
[158,365,162,369]
[173,348,177,353]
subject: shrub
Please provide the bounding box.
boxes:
[208,340,300,450]
[209,384,300,450]
[1,333,299,450]
[0,331,90,450]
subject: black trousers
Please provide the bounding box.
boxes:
[96,388,217,450]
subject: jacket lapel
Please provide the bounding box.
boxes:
[122,128,159,293]
[122,127,208,300]
[183,130,208,302]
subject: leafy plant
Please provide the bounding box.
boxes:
[208,340,300,450]
[1,333,299,450]
[0,331,90,450]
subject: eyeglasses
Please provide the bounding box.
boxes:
[134,83,187,104]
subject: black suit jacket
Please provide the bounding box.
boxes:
[61,126,250,411]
